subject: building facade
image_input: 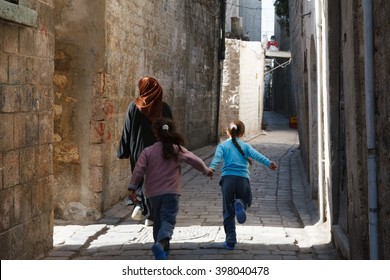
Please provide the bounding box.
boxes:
[0,0,55,259]
[289,0,390,259]
[1,0,223,259]
[220,39,265,138]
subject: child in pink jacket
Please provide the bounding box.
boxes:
[127,118,212,259]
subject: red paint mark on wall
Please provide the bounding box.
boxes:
[40,24,48,36]
[100,72,106,96]
[103,102,114,120]
[106,130,111,141]
[94,122,112,142]
[95,123,105,142]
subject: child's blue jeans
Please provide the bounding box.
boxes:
[220,175,252,247]
[149,194,179,244]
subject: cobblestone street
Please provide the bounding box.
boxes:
[44,112,340,260]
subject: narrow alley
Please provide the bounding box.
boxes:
[44,112,340,260]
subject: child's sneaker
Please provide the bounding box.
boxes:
[131,205,144,221]
[234,200,246,224]
[223,241,235,250]
[151,242,167,260]
[144,219,154,226]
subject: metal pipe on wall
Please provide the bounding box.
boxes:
[362,0,379,260]
[315,0,325,223]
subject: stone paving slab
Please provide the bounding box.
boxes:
[43,112,341,260]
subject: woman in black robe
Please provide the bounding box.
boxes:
[117,76,173,225]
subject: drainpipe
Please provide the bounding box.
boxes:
[362,0,379,260]
[219,0,226,60]
[320,0,332,227]
[216,0,226,141]
[315,0,324,223]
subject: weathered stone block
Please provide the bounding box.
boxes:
[36,144,53,178]
[0,113,14,151]
[26,213,53,258]
[25,112,39,145]
[3,150,20,188]
[0,54,8,83]
[0,224,28,259]
[34,0,55,40]
[20,146,35,183]
[9,55,27,85]
[19,28,36,57]
[89,166,104,193]
[13,113,27,149]
[26,58,38,85]
[1,85,21,113]
[12,225,31,259]
[39,59,54,86]
[0,153,3,190]
[36,32,53,59]
[39,111,53,143]
[31,176,53,216]
[13,183,32,224]
[0,230,11,259]
[33,86,53,111]
[53,142,80,164]
[89,144,105,167]
[2,24,19,53]
[0,188,13,232]
[20,85,33,112]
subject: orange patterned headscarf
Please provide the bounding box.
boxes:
[134,76,163,122]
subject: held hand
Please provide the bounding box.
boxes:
[206,168,214,179]
[128,190,138,203]
[269,161,278,171]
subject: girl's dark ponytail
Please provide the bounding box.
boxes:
[152,118,185,159]
[229,121,253,166]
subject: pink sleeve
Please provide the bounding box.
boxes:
[179,148,208,174]
[130,149,148,185]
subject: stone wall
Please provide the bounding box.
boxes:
[288,0,309,172]
[53,0,222,220]
[373,0,390,259]
[339,0,369,259]
[220,39,264,138]
[53,0,106,220]
[288,0,318,201]
[289,0,390,259]
[0,0,54,259]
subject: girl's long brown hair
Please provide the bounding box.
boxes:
[152,118,185,159]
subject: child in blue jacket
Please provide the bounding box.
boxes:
[209,120,277,250]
